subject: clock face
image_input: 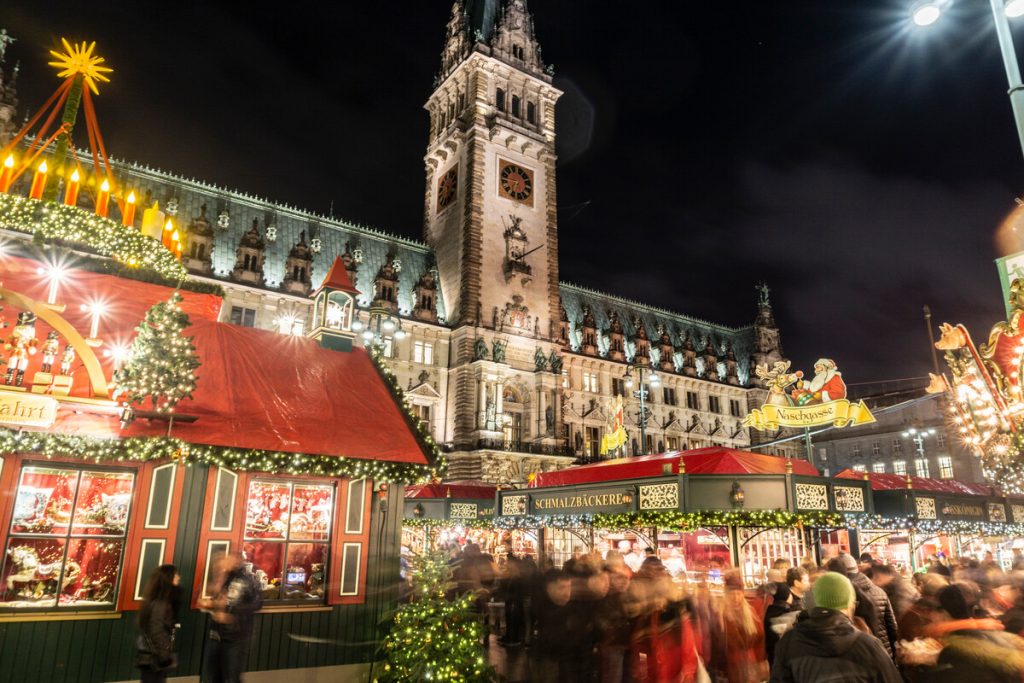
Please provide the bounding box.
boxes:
[437,167,458,211]
[498,161,534,206]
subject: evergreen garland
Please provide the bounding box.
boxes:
[114,291,199,414]
[0,193,187,281]
[375,553,493,683]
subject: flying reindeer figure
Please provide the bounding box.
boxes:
[754,360,803,407]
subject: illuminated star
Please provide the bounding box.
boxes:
[47,38,113,95]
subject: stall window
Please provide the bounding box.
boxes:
[937,456,953,479]
[915,458,930,478]
[1,465,134,610]
[243,479,334,603]
[893,460,907,476]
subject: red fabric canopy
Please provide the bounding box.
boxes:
[405,480,496,499]
[529,447,820,488]
[835,469,993,496]
[0,255,429,464]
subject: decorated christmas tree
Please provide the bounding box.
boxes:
[375,553,493,683]
[113,291,199,415]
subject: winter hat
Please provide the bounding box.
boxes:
[826,553,859,576]
[812,571,856,611]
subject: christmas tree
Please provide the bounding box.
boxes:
[114,291,199,415]
[375,553,493,683]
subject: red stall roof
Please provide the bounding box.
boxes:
[405,480,497,499]
[0,255,430,465]
[835,469,993,496]
[529,447,820,488]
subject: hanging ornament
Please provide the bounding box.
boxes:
[266,224,277,242]
[310,237,322,253]
[217,209,230,229]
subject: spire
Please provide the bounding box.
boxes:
[315,256,361,297]
[490,0,546,75]
[466,0,501,43]
[439,1,473,79]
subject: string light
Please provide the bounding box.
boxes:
[0,192,186,281]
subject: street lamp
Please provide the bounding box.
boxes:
[910,0,1024,160]
[624,364,660,455]
[353,303,407,347]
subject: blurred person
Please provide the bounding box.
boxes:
[624,542,645,573]
[900,572,949,641]
[919,583,1024,682]
[764,582,795,667]
[198,551,263,683]
[499,541,533,647]
[928,554,952,578]
[597,565,634,683]
[868,563,918,619]
[786,567,810,612]
[136,564,180,683]
[1012,548,1024,571]
[828,553,898,659]
[770,572,901,682]
[712,575,765,682]
[859,552,878,572]
[767,558,791,584]
[453,542,496,620]
[531,568,596,683]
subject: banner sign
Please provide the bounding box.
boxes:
[745,358,875,431]
[0,391,58,428]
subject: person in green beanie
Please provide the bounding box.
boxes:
[770,571,901,682]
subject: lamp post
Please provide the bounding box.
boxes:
[624,364,660,455]
[911,0,1024,160]
[352,303,407,348]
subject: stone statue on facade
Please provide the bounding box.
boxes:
[492,339,507,363]
[473,337,489,361]
[534,346,549,372]
[549,351,563,373]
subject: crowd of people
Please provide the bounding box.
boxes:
[441,540,1024,683]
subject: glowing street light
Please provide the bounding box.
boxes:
[910,0,1024,159]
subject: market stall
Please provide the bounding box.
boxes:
[403,480,505,555]
[837,470,1024,571]
[496,447,871,585]
[0,253,438,680]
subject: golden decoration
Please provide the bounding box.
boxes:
[47,38,112,95]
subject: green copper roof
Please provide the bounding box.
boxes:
[466,0,501,42]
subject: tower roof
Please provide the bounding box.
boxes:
[314,256,360,297]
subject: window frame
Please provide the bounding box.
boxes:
[893,460,907,476]
[937,456,954,479]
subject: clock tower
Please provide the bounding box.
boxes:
[424,0,565,456]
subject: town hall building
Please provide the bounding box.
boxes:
[0,1,790,483]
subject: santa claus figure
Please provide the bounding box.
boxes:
[804,358,847,403]
[5,312,38,386]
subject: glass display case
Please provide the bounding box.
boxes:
[242,479,333,602]
[1,465,134,610]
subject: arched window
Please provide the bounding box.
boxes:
[496,88,505,111]
[197,243,206,260]
[527,102,536,124]
[511,95,521,117]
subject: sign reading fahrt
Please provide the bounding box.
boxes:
[744,359,875,430]
[0,391,58,427]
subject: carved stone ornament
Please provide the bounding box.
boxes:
[265,224,277,242]
[217,209,230,229]
[310,237,322,253]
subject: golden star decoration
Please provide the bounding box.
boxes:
[47,38,113,95]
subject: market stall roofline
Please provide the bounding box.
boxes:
[835,469,994,496]
[0,255,431,465]
[529,447,820,488]
[405,480,496,499]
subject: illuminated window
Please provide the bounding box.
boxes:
[583,372,599,393]
[938,456,954,479]
[915,458,930,478]
[243,479,333,603]
[1,465,134,610]
[562,370,569,389]
[414,341,434,365]
[852,464,867,473]
[893,460,907,476]
[382,336,394,358]
[873,462,886,473]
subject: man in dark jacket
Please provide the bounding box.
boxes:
[764,582,794,666]
[829,553,899,659]
[771,571,902,683]
[199,552,263,683]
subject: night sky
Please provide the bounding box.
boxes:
[3,1,1022,383]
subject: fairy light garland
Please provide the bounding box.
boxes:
[374,553,493,683]
[845,513,1024,537]
[0,193,186,281]
[493,509,845,531]
[403,518,494,529]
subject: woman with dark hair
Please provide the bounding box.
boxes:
[136,564,180,683]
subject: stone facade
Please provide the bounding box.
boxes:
[1,3,791,484]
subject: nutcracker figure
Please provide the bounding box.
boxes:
[59,344,77,376]
[5,312,38,386]
[40,331,59,373]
